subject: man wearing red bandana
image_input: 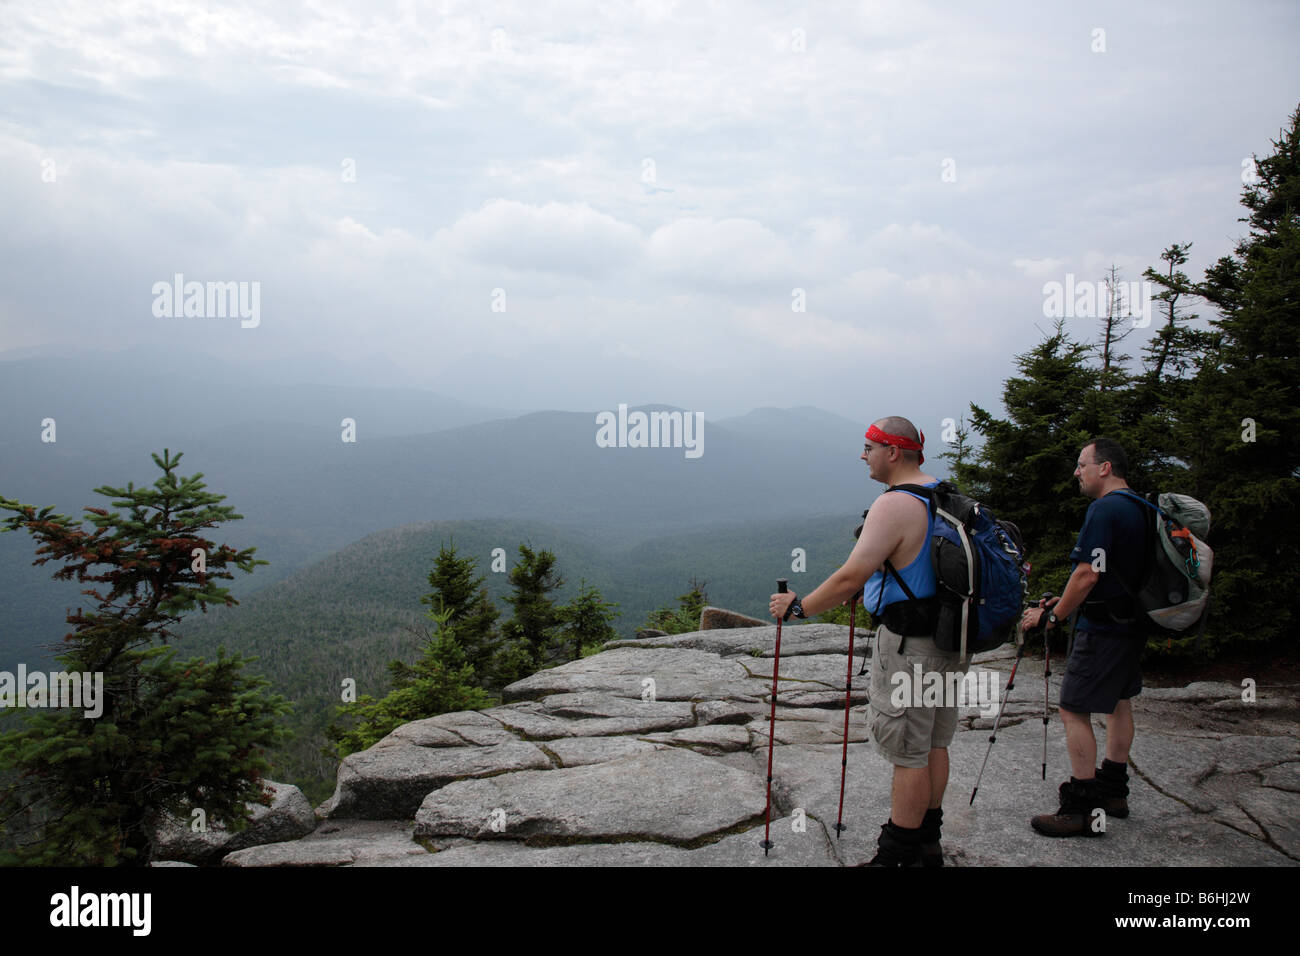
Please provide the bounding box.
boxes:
[771,415,964,866]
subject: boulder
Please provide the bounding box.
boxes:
[388,814,835,867]
[414,747,766,844]
[544,737,667,767]
[223,820,428,867]
[483,695,696,740]
[700,606,768,629]
[501,646,758,704]
[322,741,552,820]
[151,780,317,865]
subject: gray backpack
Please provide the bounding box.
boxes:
[1113,490,1213,635]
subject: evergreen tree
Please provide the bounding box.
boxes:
[1142,242,1207,382]
[642,578,709,634]
[499,544,566,674]
[326,602,491,758]
[936,415,975,477]
[1098,264,1136,392]
[1168,105,1300,650]
[555,580,620,662]
[1128,242,1214,488]
[411,540,499,686]
[953,321,1106,594]
[0,450,288,866]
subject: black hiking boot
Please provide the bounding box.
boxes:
[1030,778,1106,837]
[864,820,924,866]
[1095,758,1130,818]
[918,807,944,867]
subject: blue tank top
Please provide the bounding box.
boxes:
[861,482,938,612]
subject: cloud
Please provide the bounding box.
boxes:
[800,216,851,246]
[1,0,1295,422]
[730,304,885,353]
[645,217,793,288]
[434,199,643,277]
[1012,257,1067,278]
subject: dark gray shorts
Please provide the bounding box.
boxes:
[1059,627,1143,715]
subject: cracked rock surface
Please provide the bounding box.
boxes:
[198,623,1298,866]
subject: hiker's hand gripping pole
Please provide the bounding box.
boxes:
[970,593,1054,806]
[761,579,788,856]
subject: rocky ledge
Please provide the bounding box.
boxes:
[160,623,1299,866]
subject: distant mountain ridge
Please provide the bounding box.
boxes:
[2,348,911,671]
[0,344,949,802]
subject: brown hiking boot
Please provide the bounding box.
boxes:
[1031,778,1106,837]
[1095,759,1130,818]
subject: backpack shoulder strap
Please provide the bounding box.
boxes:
[887,483,938,514]
[1113,489,1159,540]
[873,484,940,649]
[1114,488,1154,512]
[877,483,938,602]
[1102,490,1158,614]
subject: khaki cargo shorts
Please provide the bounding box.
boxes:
[867,622,969,768]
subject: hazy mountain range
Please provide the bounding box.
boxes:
[1,348,930,671]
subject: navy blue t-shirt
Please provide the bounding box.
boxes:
[1069,490,1150,632]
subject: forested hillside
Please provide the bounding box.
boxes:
[0,402,874,672]
[176,513,870,800]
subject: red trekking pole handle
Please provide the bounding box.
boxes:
[761,579,788,856]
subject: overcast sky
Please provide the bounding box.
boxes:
[1,0,1297,433]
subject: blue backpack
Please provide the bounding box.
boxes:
[879,482,1030,657]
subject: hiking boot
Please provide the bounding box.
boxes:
[1095,758,1130,818]
[1030,778,1106,838]
[918,807,944,867]
[864,820,924,866]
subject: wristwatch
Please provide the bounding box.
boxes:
[786,596,807,621]
[1046,609,1060,627]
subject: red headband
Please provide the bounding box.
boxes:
[865,424,925,464]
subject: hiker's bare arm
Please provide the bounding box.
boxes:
[773,494,906,618]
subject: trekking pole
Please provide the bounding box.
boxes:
[970,593,1053,806]
[761,578,789,856]
[833,594,858,836]
[852,509,872,679]
[1042,597,1053,781]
